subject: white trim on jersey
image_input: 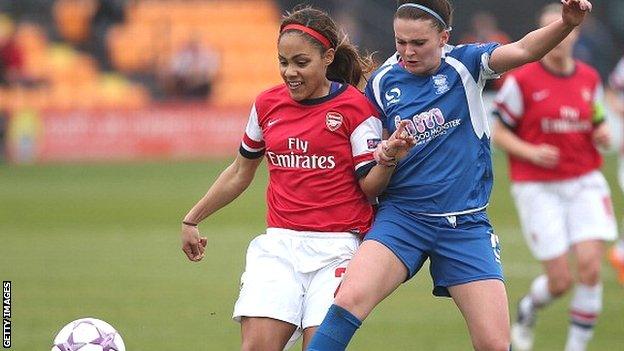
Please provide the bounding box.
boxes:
[446,56,491,138]
[241,103,265,153]
[480,52,500,81]
[372,65,395,113]
[351,116,382,171]
[495,76,524,127]
[351,116,382,156]
[418,204,489,217]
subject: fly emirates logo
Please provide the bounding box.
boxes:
[266,137,336,169]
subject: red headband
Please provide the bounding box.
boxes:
[281,24,332,49]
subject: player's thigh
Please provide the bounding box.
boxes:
[241,317,297,351]
[568,171,618,245]
[448,279,510,350]
[334,240,408,320]
[511,182,568,260]
[233,234,304,327]
[301,327,317,351]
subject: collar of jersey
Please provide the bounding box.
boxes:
[297,81,348,106]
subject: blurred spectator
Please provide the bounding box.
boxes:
[573,15,617,80]
[460,11,511,91]
[607,55,624,116]
[460,11,511,45]
[89,0,126,71]
[159,39,220,101]
[0,13,24,86]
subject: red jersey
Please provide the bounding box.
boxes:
[240,84,381,234]
[495,61,605,181]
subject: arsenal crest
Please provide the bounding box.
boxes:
[326,112,343,132]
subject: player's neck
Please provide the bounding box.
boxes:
[541,55,575,76]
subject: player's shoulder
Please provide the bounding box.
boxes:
[255,84,288,105]
[447,42,499,60]
[332,85,379,119]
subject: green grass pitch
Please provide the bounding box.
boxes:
[1,152,623,350]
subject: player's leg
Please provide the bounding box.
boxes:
[306,205,429,351]
[513,254,572,351]
[431,212,509,350]
[299,234,360,350]
[563,171,617,351]
[563,240,604,351]
[509,181,569,350]
[448,279,510,351]
[301,327,316,350]
[233,233,305,350]
[306,240,409,350]
[241,317,298,351]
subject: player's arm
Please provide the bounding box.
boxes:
[180,155,263,262]
[488,0,591,74]
[492,119,559,169]
[358,121,414,199]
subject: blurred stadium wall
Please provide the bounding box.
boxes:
[1,0,622,164]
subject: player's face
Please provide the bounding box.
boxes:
[278,33,333,101]
[394,18,449,75]
[540,12,578,59]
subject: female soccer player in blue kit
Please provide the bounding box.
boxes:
[308,0,594,350]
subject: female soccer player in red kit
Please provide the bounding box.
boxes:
[179,6,413,351]
[493,4,616,351]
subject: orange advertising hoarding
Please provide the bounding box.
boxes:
[7,104,248,163]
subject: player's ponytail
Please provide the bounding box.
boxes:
[280,6,374,89]
[328,37,375,89]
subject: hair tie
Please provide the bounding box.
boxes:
[397,3,452,31]
[281,24,332,49]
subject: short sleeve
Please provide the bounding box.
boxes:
[350,113,382,179]
[493,75,524,130]
[365,64,395,127]
[239,103,265,159]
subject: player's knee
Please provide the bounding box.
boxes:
[550,273,573,296]
[577,258,601,285]
[241,335,282,351]
[333,288,371,321]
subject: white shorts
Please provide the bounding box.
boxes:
[232,228,360,348]
[511,170,617,261]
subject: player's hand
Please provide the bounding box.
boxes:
[592,122,611,149]
[529,144,560,169]
[561,0,592,27]
[376,120,417,164]
[181,224,207,262]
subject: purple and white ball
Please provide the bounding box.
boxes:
[51,318,125,351]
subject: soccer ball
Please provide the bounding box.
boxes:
[51,318,126,351]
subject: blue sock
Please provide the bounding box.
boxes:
[307,304,362,351]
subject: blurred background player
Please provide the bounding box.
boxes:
[158,37,220,101]
[180,6,412,351]
[308,1,595,350]
[608,54,624,285]
[492,3,617,351]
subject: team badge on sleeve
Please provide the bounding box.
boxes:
[326,112,343,132]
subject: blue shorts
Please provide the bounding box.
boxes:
[364,203,504,297]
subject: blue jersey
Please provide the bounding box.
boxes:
[365,43,500,215]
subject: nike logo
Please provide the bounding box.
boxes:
[532,90,550,102]
[267,119,280,127]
